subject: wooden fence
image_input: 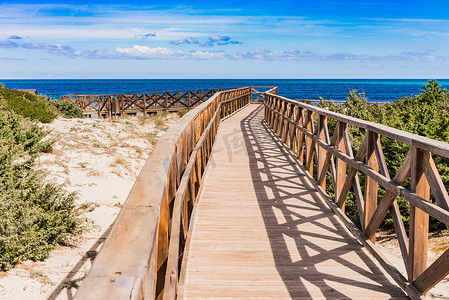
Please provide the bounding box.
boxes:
[264,93,449,299]
[60,86,274,117]
[74,87,277,299]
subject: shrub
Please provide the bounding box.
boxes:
[0,87,58,123]
[0,106,87,270]
[0,85,84,122]
[50,99,84,118]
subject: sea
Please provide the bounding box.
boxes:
[1,79,448,102]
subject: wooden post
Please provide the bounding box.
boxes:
[281,103,290,144]
[305,110,314,174]
[107,96,111,119]
[296,107,305,164]
[335,122,347,210]
[165,93,168,112]
[317,115,327,189]
[188,91,191,108]
[364,130,379,238]
[143,94,147,116]
[289,105,299,153]
[98,96,102,119]
[408,146,430,282]
[112,97,118,117]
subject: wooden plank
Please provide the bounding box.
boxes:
[296,106,305,164]
[408,147,430,282]
[422,151,449,214]
[335,122,347,210]
[305,110,315,174]
[316,118,338,187]
[365,152,411,240]
[414,248,449,293]
[341,128,365,228]
[364,131,379,237]
[316,115,327,189]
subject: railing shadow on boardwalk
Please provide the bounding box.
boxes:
[240,105,404,299]
[47,224,114,300]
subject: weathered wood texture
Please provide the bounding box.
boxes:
[60,86,274,117]
[74,87,254,300]
[181,104,407,299]
[265,93,449,298]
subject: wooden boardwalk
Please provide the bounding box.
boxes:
[180,104,407,299]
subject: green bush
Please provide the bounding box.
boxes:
[50,99,84,118]
[0,87,58,123]
[0,106,87,270]
[318,80,449,230]
[0,85,84,122]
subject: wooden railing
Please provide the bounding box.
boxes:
[74,87,266,300]
[250,86,277,103]
[264,93,449,299]
[60,86,274,117]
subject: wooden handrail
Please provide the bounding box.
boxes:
[74,87,255,300]
[60,86,275,117]
[264,92,449,299]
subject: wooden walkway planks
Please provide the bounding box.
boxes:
[181,104,407,299]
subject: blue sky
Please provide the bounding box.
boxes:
[1,0,449,78]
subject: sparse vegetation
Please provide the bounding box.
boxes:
[29,270,53,285]
[78,162,88,168]
[137,116,148,125]
[79,202,99,212]
[177,108,190,118]
[149,112,169,130]
[145,131,159,145]
[113,202,123,208]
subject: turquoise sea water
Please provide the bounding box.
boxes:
[1,79,448,102]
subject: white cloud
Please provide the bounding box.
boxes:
[229,49,447,62]
[0,40,18,48]
[136,32,156,39]
[209,35,230,42]
[115,45,183,59]
[186,51,225,59]
[22,42,74,54]
[15,39,448,63]
[170,37,199,45]
[185,37,199,44]
[199,42,213,47]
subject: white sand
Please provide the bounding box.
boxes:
[0,113,180,300]
[376,230,449,299]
